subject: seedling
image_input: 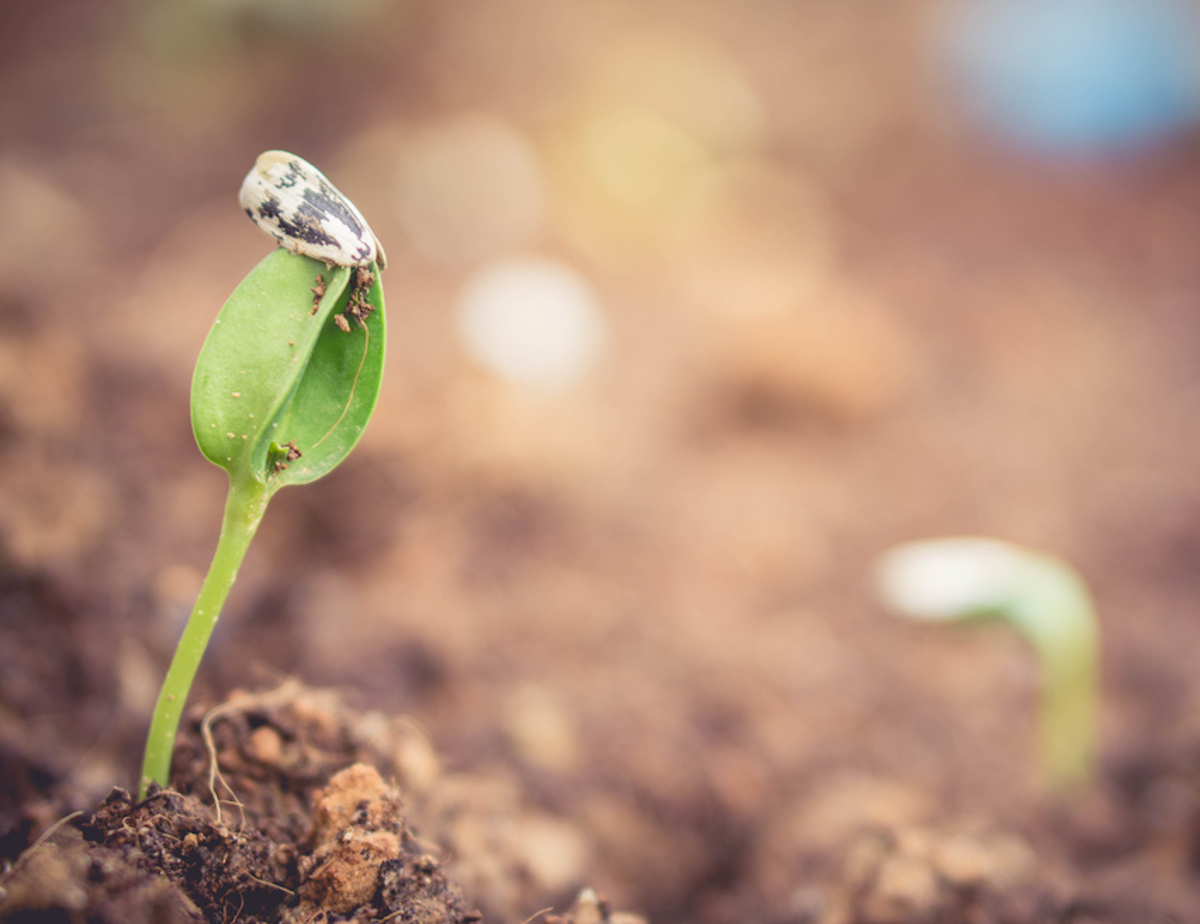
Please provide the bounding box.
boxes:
[874,536,1099,792]
[138,152,387,799]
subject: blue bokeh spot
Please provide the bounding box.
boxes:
[943,0,1200,155]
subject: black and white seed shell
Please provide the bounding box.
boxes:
[239,151,386,270]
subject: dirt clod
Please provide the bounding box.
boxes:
[289,764,408,919]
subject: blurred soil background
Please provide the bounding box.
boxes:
[5,0,1200,921]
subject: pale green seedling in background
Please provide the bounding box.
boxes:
[138,166,386,799]
[874,536,1099,793]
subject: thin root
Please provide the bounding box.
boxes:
[245,872,294,895]
[200,678,304,825]
[520,907,556,924]
[0,811,84,881]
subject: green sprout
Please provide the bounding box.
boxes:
[138,154,386,799]
[874,536,1100,793]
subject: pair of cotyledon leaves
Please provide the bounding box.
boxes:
[191,151,386,494]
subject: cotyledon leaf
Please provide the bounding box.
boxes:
[267,265,385,488]
[191,248,385,493]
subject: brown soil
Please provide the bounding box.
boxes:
[0,681,648,924]
[0,685,468,924]
[2,675,1195,923]
[5,1,1200,922]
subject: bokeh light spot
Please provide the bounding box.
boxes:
[941,0,1200,155]
[456,257,608,389]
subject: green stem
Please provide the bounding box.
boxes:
[138,474,269,799]
[1011,558,1099,793]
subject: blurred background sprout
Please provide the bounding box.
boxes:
[875,537,1100,793]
